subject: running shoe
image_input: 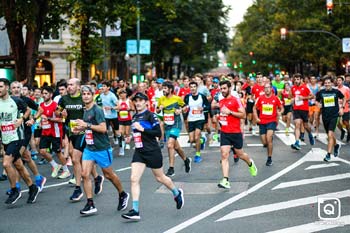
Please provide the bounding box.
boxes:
[119,147,125,156]
[324,154,331,162]
[285,128,289,136]
[233,154,239,163]
[334,144,341,157]
[58,170,71,179]
[31,154,38,160]
[200,136,206,150]
[51,164,62,178]
[114,138,119,146]
[70,187,83,202]
[194,155,202,163]
[266,158,273,166]
[36,176,47,192]
[249,159,258,177]
[80,201,97,215]
[291,143,301,150]
[166,167,175,177]
[27,185,39,204]
[184,157,192,173]
[308,134,315,145]
[68,176,76,185]
[117,192,130,211]
[6,182,21,195]
[0,174,7,181]
[340,129,346,140]
[174,188,184,209]
[300,133,305,142]
[122,209,140,221]
[66,157,73,166]
[5,189,22,204]
[159,141,165,149]
[37,158,47,165]
[218,178,231,189]
[125,144,130,150]
[94,175,104,195]
[347,134,350,143]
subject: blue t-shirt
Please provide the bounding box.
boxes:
[100,91,118,119]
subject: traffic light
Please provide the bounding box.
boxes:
[249,51,254,56]
[252,60,256,65]
[233,62,237,69]
[280,28,287,40]
[326,0,333,15]
[239,62,243,68]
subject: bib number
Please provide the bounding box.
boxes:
[119,110,128,119]
[164,113,175,125]
[85,129,94,145]
[41,119,51,129]
[324,96,335,107]
[1,122,16,137]
[219,115,228,126]
[284,98,291,106]
[133,132,143,148]
[262,104,273,115]
[295,95,303,106]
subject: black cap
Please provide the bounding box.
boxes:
[132,92,148,101]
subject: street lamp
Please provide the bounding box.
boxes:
[280,28,287,40]
[124,53,130,81]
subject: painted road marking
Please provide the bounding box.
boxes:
[316,133,345,145]
[216,190,350,221]
[275,133,306,146]
[266,215,350,233]
[305,163,339,170]
[247,144,264,147]
[271,173,350,190]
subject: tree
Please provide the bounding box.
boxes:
[0,0,65,84]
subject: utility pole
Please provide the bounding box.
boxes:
[136,0,141,82]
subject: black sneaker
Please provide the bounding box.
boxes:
[166,167,175,177]
[300,133,305,142]
[347,134,350,143]
[184,158,192,173]
[121,209,140,221]
[117,192,130,211]
[266,158,273,166]
[5,189,21,204]
[340,129,346,140]
[80,202,97,215]
[70,187,83,202]
[94,175,104,195]
[174,188,184,209]
[334,144,341,157]
[27,185,39,204]
[233,154,239,163]
[0,174,7,181]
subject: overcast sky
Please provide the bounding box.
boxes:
[223,0,254,37]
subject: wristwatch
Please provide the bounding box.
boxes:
[87,123,92,129]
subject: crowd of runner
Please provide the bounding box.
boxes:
[0,71,349,220]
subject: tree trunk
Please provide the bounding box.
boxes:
[2,0,49,85]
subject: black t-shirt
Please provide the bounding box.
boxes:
[316,88,344,119]
[132,110,161,152]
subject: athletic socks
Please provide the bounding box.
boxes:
[49,160,58,168]
[171,188,180,197]
[133,200,139,212]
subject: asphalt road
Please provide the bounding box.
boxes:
[0,121,349,233]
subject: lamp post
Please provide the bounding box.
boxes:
[136,0,141,82]
[124,53,130,82]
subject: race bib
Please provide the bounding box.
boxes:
[133,132,143,148]
[219,115,228,126]
[119,110,128,119]
[284,98,291,106]
[164,113,175,125]
[191,108,202,115]
[295,95,303,106]
[103,108,112,116]
[85,129,94,145]
[324,96,335,107]
[1,122,16,137]
[262,104,273,115]
[41,119,51,129]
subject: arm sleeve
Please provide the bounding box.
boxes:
[94,106,106,125]
[316,92,321,102]
[58,96,65,109]
[12,97,28,114]
[24,97,39,111]
[202,94,210,111]
[142,113,162,137]
[184,94,189,105]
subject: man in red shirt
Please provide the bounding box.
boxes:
[336,76,350,142]
[147,79,156,112]
[217,80,257,189]
[178,76,191,133]
[250,72,265,135]
[290,73,315,150]
[253,83,283,166]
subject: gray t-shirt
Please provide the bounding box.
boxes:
[83,104,110,151]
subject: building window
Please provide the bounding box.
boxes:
[42,27,61,42]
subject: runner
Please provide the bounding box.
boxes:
[253,83,284,166]
[178,76,191,134]
[217,80,257,189]
[121,92,184,221]
[307,76,321,138]
[281,82,293,136]
[290,73,315,150]
[251,72,266,135]
[71,85,129,215]
[184,81,210,163]
[117,89,134,155]
[157,81,191,177]
[57,78,104,201]
[336,76,350,142]
[32,86,70,179]
[0,78,40,204]
[315,76,344,161]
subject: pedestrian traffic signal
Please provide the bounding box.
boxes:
[252,60,256,65]
[239,62,243,68]
[249,51,254,56]
[280,28,287,40]
[326,0,333,15]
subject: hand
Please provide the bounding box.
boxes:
[175,108,182,115]
[256,118,261,123]
[104,106,112,110]
[133,122,144,132]
[41,114,48,121]
[159,105,164,111]
[61,109,68,118]
[76,119,87,129]
[339,108,344,116]
[26,118,35,126]
[220,106,231,115]
[14,118,23,128]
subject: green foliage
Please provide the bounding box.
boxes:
[228,0,350,75]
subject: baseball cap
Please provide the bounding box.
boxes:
[156,78,164,84]
[213,77,220,83]
[132,92,148,101]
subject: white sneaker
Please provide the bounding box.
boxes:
[58,170,71,179]
[125,144,130,150]
[51,165,62,178]
[114,139,119,145]
[119,147,125,156]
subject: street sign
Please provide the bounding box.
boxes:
[342,38,350,53]
[106,19,121,37]
[126,40,151,54]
